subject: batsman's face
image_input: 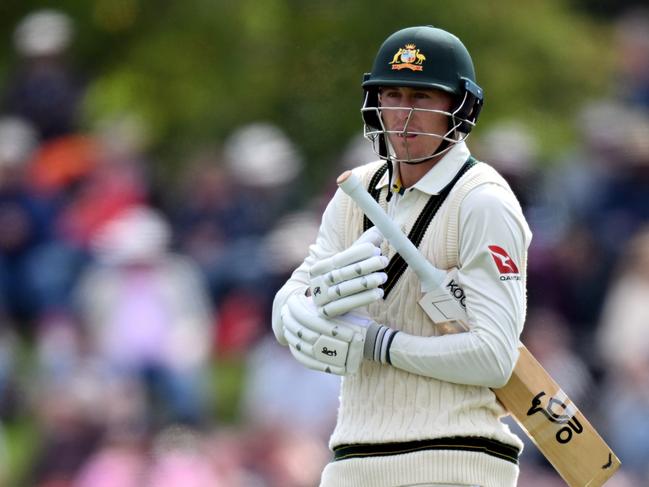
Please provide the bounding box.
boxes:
[378,86,454,161]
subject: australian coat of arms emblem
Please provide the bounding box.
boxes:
[389,43,426,71]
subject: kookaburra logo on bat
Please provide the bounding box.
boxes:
[527,391,583,444]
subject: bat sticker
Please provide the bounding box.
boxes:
[445,279,466,308]
[602,453,613,469]
[527,391,583,444]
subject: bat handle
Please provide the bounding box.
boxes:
[335,170,354,186]
[337,170,445,290]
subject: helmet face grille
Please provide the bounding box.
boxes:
[361,102,475,164]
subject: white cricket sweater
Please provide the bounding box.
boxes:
[272,142,532,487]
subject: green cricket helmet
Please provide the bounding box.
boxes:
[361,26,484,163]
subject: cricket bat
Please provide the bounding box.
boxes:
[337,170,620,487]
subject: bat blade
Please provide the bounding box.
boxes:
[337,169,621,486]
[495,347,621,487]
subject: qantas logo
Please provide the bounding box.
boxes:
[488,245,520,279]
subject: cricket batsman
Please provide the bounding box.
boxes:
[272,25,532,487]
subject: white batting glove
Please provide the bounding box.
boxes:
[281,293,400,375]
[309,227,388,318]
[281,293,372,375]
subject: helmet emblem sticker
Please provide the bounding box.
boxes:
[389,43,426,71]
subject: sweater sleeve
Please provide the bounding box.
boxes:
[388,183,532,387]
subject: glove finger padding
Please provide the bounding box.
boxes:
[287,294,356,342]
[310,247,387,308]
[281,294,367,375]
[319,288,383,318]
[282,306,320,345]
[311,264,387,309]
[309,242,380,278]
[309,234,388,317]
[322,256,388,288]
[326,272,387,300]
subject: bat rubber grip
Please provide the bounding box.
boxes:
[337,170,445,289]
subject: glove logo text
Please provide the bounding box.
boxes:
[321,347,338,357]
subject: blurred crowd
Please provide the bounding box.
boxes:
[0,7,647,487]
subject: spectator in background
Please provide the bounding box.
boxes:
[26,364,107,487]
[0,116,57,328]
[171,150,242,302]
[615,8,649,109]
[552,106,649,351]
[73,430,147,487]
[4,9,84,140]
[598,230,649,364]
[241,336,337,486]
[311,133,379,215]
[524,307,593,410]
[223,122,302,223]
[31,350,150,486]
[173,122,302,304]
[53,115,149,248]
[237,210,338,487]
[19,133,99,328]
[75,425,226,487]
[582,106,649,258]
[338,134,379,173]
[596,227,649,484]
[536,101,623,244]
[473,120,540,211]
[145,425,224,487]
[26,114,150,339]
[244,211,339,438]
[75,206,214,426]
[523,101,649,351]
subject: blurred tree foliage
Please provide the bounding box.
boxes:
[1,0,614,187]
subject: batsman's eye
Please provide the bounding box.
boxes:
[380,90,400,100]
[379,91,404,109]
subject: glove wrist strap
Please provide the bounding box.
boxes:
[364,322,398,365]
